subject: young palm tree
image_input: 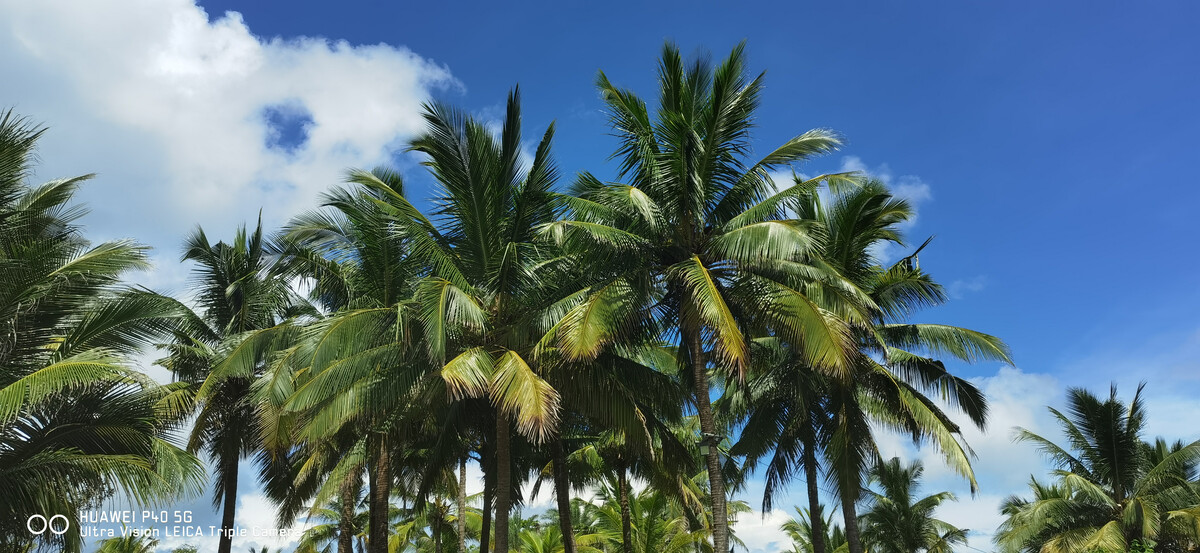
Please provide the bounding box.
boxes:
[587,482,723,553]
[995,384,1200,553]
[859,458,966,553]
[294,488,369,553]
[541,43,871,553]
[781,505,846,553]
[161,218,305,553]
[0,110,203,553]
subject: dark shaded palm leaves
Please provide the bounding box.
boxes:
[733,181,1010,553]
[859,458,966,553]
[0,110,203,553]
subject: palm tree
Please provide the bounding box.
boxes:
[270,167,432,553]
[781,505,846,553]
[395,87,566,553]
[160,217,305,553]
[541,42,872,553]
[995,384,1200,553]
[0,110,203,553]
[587,483,716,553]
[729,180,1009,553]
[727,337,831,552]
[859,458,966,553]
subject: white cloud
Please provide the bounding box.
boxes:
[731,508,794,553]
[0,0,457,293]
[948,275,989,299]
[837,156,934,262]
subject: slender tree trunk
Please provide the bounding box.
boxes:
[218,454,238,553]
[684,321,729,553]
[803,443,826,553]
[494,413,512,553]
[840,487,863,553]
[552,437,577,553]
[434,512,443,553]
[339,473,357,553]
[368,434,391,553]
[481,482,493,553]
[458,458,468,553]
[618,464,633,553]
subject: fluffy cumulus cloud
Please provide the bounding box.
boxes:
[0,0,456,293]
[1,2,455,550]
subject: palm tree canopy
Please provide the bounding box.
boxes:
[997,384,1200,553]
[0,109,203,553]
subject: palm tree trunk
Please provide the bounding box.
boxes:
[339,473,356,553]
[840,487,863,553]
[434,512,443,553]
[494,412,512,553]
[553,437,577,553]
[458,458,468,553]
[803,443,825,553]
[618,464,633,553]
[481,482,493,553]
[367,434,391,553]
[684,322,729,553]
[217,454,238,553]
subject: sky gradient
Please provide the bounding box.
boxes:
[2,1,1198,551]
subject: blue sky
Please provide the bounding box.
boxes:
[2,1,1199,551]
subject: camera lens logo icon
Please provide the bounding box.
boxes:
[27,514,70,535]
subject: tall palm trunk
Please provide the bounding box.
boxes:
[802,442,825,553]
[434,511,443,553]
[217,452,238,553]
[481,482,493,553]
[458,458,468,553]
[338,473,356,553]
[367,434,391,553]
[494,413,512,553]
[684,321,729,553]
[618,463,633,553]
[840,487,863,553]
[552,437,577,553]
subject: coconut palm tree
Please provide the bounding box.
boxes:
[266,167,434,553]
[540,42,873,553]
[587,482,725,553]
[0,110,203,553]
[781,505,846,553]
[294,491,369,553]
[995,384,1200,553]
[160,217,307,553]
[859,458,966,553]
[731,180,1010,553]
[391,87,567,553]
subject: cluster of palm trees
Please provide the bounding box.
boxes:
[996,385,1200,552]
[3,43,1029,553]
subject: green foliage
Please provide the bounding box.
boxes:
[0,44,1039,553]
[860,458,966,553]
[0,110,203,553]
[996,385,1200,553]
